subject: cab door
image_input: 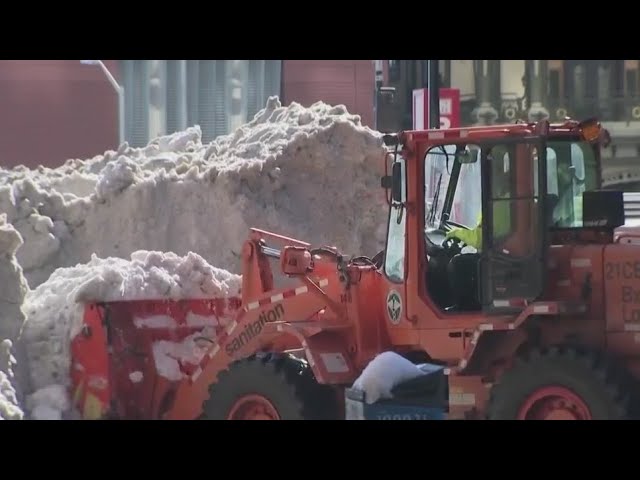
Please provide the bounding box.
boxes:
[478,138,547,313]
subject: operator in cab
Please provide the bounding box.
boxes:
[444,147,511,252]
[443,146,512,310]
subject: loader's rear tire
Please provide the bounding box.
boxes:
[201,353,339,420]
[487,347,631,420]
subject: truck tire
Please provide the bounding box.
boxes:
[487,347,631,420]
[201,353,338,420]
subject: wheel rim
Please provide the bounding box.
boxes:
[517,386,592,420]
[227,394,280,420]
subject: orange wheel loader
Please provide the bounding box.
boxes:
[70,117,637,420]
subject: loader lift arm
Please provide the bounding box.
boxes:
[164,231,351,420]
[241,228,311,299]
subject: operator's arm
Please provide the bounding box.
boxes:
[445,212,482,250]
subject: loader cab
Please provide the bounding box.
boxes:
[381,119,610,316]
[421,137,546,313]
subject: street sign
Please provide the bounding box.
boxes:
[413,88,461,130]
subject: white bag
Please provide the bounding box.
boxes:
[352,351,425,404]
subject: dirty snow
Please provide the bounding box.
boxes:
[133,315,178,329]
[26,384,70,420]
[0,97,385,289]
[1,96,387,419]
[133,313,223,330]
[0,371,22,420]
[0,214,28,343]
[0,216,28,419]
[152,328,216,382]
[1,340,23,420]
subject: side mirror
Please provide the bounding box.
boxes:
[382,134,399,147]
[391,162,403,203]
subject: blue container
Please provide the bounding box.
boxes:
[345,362,448,420]
[345,388,446,420]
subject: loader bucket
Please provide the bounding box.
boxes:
[70,296,242,420]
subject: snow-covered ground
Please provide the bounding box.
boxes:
[0,97,387,419]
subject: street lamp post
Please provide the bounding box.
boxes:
[428,60,440,129]
[373,60,383,130]
[80,60,125,146]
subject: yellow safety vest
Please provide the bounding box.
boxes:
[445,200,510,251]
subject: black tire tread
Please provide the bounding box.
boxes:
[487,346,632,420]
[201,352,337,420]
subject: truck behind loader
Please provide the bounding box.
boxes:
[71,117,637,420]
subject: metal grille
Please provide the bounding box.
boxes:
[120,60,283,145]
[247,60,265,120]
[198,60,217,142]
[187,60,200,128]
[266,60,282,105]
[625,192,640,225]
[121,60,149,148]
[214,61,228,139]
[165,60,179,134]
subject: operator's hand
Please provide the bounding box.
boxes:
[445,226,481,250]
[444,227,463,240]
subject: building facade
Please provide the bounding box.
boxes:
[0,60,120,169]
[380,60,640,190]
[0,60,374,170]
[282,60,374,127]
[120,60,283,147]
[1,60,639,190]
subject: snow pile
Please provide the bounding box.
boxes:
[19,250,241,419]
[0,97,386,289]
[0,215,28,419]
[1,96,387,419]
[0,339,23,420]
[26,385,70,420]
[0,214,28,342]
[352,352,426,404]
[70,250,241,308]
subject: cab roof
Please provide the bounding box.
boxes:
[398,119,586,145]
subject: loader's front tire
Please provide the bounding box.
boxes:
[487,347,631,420]
[201,353,339,420]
